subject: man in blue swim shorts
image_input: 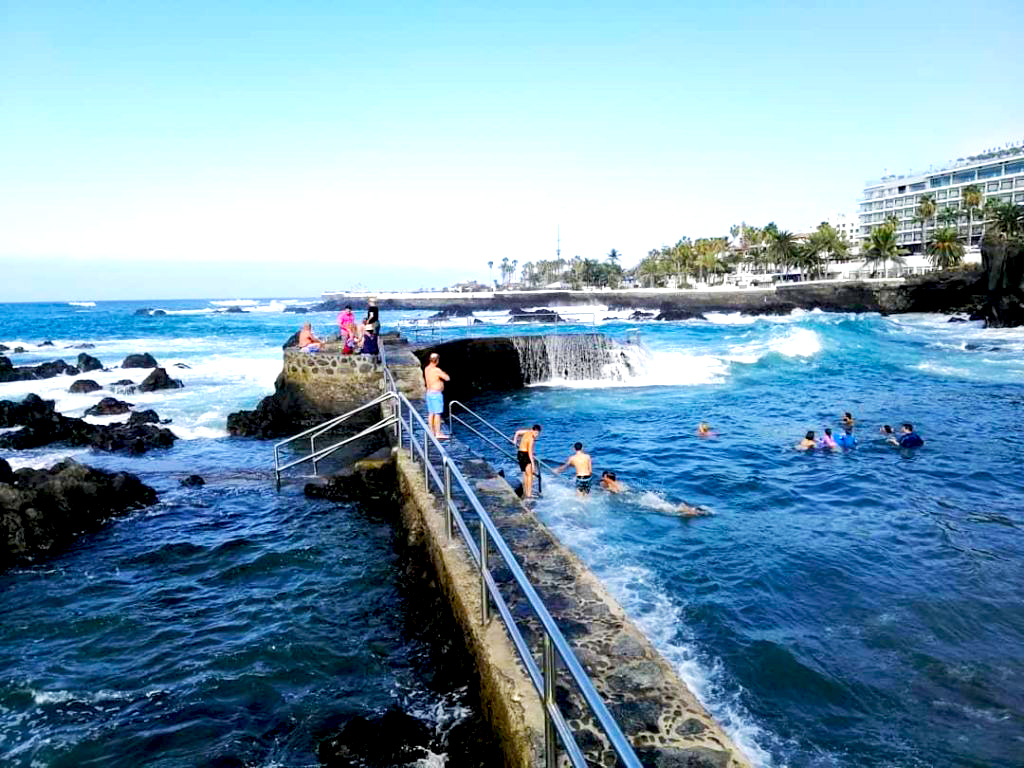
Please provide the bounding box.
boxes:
[555,442,593,496]
[423,352,450,439]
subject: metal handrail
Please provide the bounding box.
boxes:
[447,400,566,491]
[271,340,642,767]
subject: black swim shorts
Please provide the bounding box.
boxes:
[517,451,532,471]
[575,475,592,494]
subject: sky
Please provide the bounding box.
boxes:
[1,0,1022,301]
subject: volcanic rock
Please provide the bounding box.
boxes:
[427,305,476,320]
[0,344,7,352]
[128,409,160,425]
[13,347,25,353]
[75,343,96,349]
[138,367,183,392]
[173,363,191,369]
[180,474,205,487]
[283,305,309,313]
[133,307,153,316]
[317,707,432,768]
[0,357,79,383]
[0,394,176,455]
[228,374,334,438]
[122,353,158,369]
[85,397,133,416]
[0,459,157,569]
[507,307,565,323]
[39,340,54,347]
[655,308,705,321]
[69,379,102,394]
[76,352,103,372]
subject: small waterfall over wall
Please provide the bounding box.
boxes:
[510,334,634,384]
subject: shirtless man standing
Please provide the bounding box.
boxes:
[423,352,450,439]
[512,424,541,499]
[555,442,593,496]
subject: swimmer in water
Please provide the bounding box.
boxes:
[677,502,711,518]
[842,411,855,427]
[818,427,838,450]
[600,470,624,493]
[796,430,816,451]
[555,442,593,496]
[697,422,716,437]
[880,424,893,437]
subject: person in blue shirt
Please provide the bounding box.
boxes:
[889,423,924,448]
[835,425,856,449]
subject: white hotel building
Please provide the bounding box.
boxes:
[859,146,1024,251]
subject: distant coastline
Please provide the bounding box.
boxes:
[316,270,985,316]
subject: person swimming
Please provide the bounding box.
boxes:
[796,431,816,451]
[842,412,855,427]
[697,422,716,437]
[818,427,838,450]
[835,425,856,449]
[889,422,924,448]
[600,470,624,493]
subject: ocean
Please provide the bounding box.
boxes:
[1,299,1023,767]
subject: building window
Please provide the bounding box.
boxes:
[1001,179,1013,190]
[885,200,894,207]
[1004,160,1024,174]
[988,182,1000,191]
[1016,178,1024,188]
[1015,193,1024,203]
[978,165,1002,179]
[911,182,926,191]
[937,190,947,199]
[953,170,976,183]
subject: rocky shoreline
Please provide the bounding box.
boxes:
[0,458,157,569]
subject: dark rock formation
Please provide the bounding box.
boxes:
[222,305,247,313]
[173,362,191,369]
[508,306,565,323]
[413,338,526,402]
[0,459,157,569]
[282,330,302,349]
[0,344,7,352]
[304,448,397,506]
[69,379,102,394]
[317,707,432,768]
[138,367,183,392]
[655,308,705,321]
[228,374,333,438]
[72,343,96,349]
[13,347,25,353]
[283,305,309,313]
[128,409,161,425]
[179,474,205,487]
[0,357,79,383]
[85,397,133,416]
[122,353,158,369]
[0,394,176,454]
[76,352,103,372]
[975,238,1024,327]
[133,307,166,316]
[39,340,54,347]
[426,305,476,320]
[111,379,135,388]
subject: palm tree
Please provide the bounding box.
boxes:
[511,259,518,287]
[606,248,621,265]
[500,257,510,288]
[766,229,800,275]
[927,227,965,270]
[487,260,494,286]
[861,224,907,277]
[961,184,983,245]
[937,206,959,227]
[915,194,937,252]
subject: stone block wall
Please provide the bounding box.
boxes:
[283,349,384,414]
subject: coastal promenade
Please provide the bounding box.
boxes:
[320,269,986,316]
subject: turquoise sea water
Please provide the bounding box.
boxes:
[1,299,1023,767]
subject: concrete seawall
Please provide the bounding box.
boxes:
[393,448,751,767]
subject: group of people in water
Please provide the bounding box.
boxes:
[795,411,925,452]
[297,300,381,355]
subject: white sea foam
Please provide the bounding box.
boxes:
[724,327,822,363]
[5,449,91,470]
[67,301,96,307]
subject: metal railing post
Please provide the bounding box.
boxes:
[544,633,557,768]
[423,429,429,490]
[480,521,490,625]
[444,461,453,542]
[396,400,403,447]
[536,460,542,497]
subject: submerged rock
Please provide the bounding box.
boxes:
[68,379,102,394]
[304,449,397,506]
[283,305,309,313]
[0,459,157,569]
[85,397,133,416]
[0,344,8,352]
[128,409,161,425]
[655,308,705,321]
[179,474,205,487]
[39,340,54,347]
[138,367,183,392]
[122,353,158,369]
[507,306,565,323]
[222,305,247,314]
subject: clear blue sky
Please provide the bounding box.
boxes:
[1,0,1022,300]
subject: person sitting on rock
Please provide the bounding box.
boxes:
[360,327,379,355]
[298,323,322,353]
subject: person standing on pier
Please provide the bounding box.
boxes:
[512,424,542,499]
[423,352,450,439]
